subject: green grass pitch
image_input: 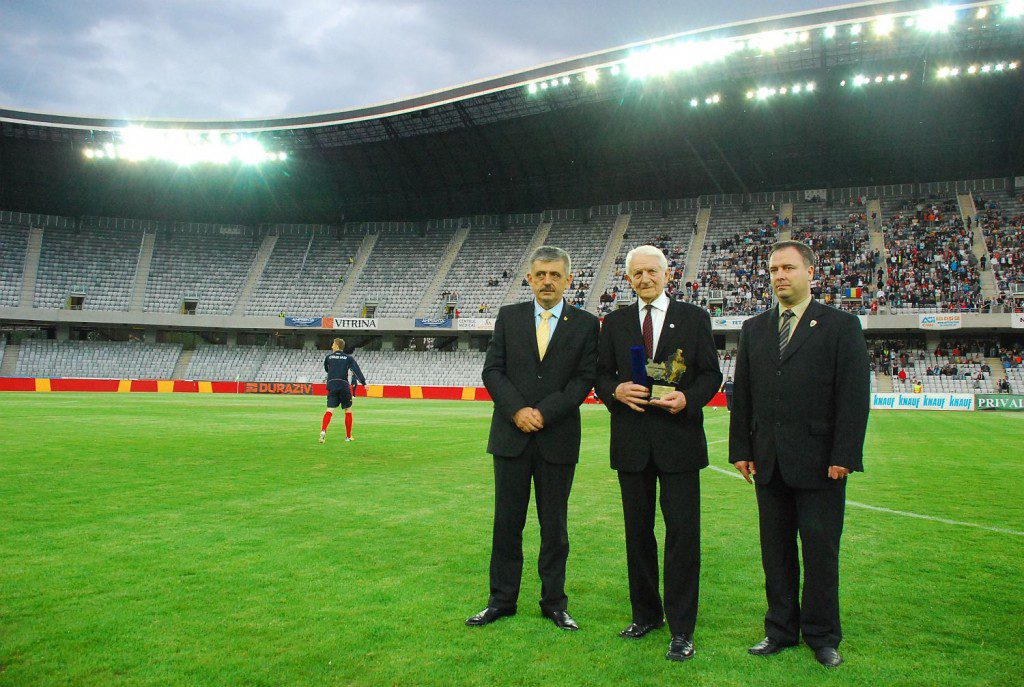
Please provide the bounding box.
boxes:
[1,393,1022,686]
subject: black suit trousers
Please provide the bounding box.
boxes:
[755,469,846,649]
[617,459,700,636]
[488,439,576,613]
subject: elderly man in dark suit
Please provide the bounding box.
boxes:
[729,240,870,668]
[467,245,600,631]
[594,245,722,662]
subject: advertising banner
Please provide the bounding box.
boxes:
[284,316,325,328]
[975,394,1024,411]
[870,392,974,411]
[415,318,453,329]
[1011,313,1024,329]
[458,318,496,331]
[332,318,379,330]
[243,382,315,395]
[711,316,750,330]
[918,313,962,330]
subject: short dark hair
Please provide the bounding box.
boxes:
[769,240,815,267]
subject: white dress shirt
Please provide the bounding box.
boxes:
[637,291,671,357]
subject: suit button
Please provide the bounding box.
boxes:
[537,374,542,379]
[776,370,782,376]
[775,421,781,427]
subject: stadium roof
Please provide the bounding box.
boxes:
[2,0,1023,223]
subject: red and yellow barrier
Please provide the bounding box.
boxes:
[0,377,727,406]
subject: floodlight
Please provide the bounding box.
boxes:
[937,66,951,78]
[874,75,883,83]
[711,93,720,103]
[806,81,815,91]
[610,64,621,75]
[1010,62,1019,69]
[527,83,538,94]
[746,90,755,99]
[824,25,836,38]
[540,82,548,90]
[850,23,862,36]
[968,65,978,74]
[887,74,896,82]
[560,76,570,85]
[840,79,847,86]
[918,7,956,32]
[1005,2,1024,19]
[900,72,909,80]
[584,69,599,84]
[690,98,699,107]
[905,17,916,27]
[780,87,788,94]
[982,64,992,72]
[996,62,1006,71]
[793,83,802,93]
[83,148,95,158]
[873,16,895,36]
[798,31,810,42]
[976,7,989,19]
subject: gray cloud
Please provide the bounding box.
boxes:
[0,0,834,119]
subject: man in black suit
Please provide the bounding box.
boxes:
[594,245,722,662]
[729,240,870,668]
[467,245,600,631]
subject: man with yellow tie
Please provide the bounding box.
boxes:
[467,246,600,631]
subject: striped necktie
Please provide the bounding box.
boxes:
[537,310,553,360]
[779,309,795,355]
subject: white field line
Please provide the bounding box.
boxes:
[704,439,1024,537]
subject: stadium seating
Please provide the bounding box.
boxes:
[14,340,182,379]
[34,227,141,311]
[790,208,877,314]
[342,227,456,317]
[880,197,982,313]
[357,349,486,387]
[692,203,778,314]
[425,222,535,317]
[246,233,365,316]
[255,348,328,383]
[511,215,615,308]
[185,344,268,381]
[144,229,257,315]
[0,225,29,307]
[598,209,695,314]
[980,192,1024,308]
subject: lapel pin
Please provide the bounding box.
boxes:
[809,320,818,328]
[563,316,568,321]
[669,323,675,329]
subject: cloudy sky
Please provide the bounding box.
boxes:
[1,0,833,120]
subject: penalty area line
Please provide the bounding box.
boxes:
[704,440,1024,537]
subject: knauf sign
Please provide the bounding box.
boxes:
[871,393,974,411]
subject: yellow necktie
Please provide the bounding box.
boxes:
[537,310,553,360]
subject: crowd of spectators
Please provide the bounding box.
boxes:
[791,212,879,314]
[978,193,1024,312]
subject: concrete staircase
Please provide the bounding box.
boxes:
[415,225,471,317]
[779,202,794,225]
[332,232,379,316]
[682,207,711,285]
[0,345,20,376]
[867,199,882,231]
[585,213,629,313]
[233,235,278,315]
[957,193,998,303]
[171,348,194,380]
[876,373,894,393]
[985,357,1007,385]
[502,219,552,306]
[777,228,792,242]
[19,227,43,307]
[130,231,156,311]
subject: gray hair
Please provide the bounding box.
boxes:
[529,245,572,274]
[625,245,669,273]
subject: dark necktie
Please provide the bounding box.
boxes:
[642,304,654,359]
[779,309,795,355]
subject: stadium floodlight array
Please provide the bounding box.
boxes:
[690,93,722,107]
[82,127,287,165]
[523,2,1024,96]
[937,60,1019,77]
[745,82,815,100]
[841,72,910,87]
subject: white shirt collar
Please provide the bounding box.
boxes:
[639,291,670,312]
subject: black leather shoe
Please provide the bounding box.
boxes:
[542,609,579,631]
[619,620,665,638]
[748,637,798,656]
[666,634,695,661]
[465,606,516,627]
[814,647,843,668]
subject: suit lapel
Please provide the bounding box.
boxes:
[779,300,821,364]
[524,301,542,364]
[625,301,644,349]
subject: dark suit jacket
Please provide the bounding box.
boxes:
[728,300,870,490]
[594,299,723,473]
[483,299,600,464]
